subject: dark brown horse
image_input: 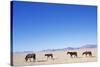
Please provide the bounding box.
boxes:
[25,53,36,62]
[45,53,53,59]
[82,51,92,57]
[67,52,77,58]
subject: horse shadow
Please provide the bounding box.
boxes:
[37,60,47,62]
[37,58,55,62]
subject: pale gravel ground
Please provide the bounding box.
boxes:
[12,48,97,66]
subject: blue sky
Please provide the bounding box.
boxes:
[12,1,97,52]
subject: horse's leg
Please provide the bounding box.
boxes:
[50,56,52,59]
[90,54,92,57]
[26,59,28,62]
[51,56,52,59]
[75,55,77,58]
[71,55,73,58]
[26,58,28,62]
[91,54,92,57]
[51,56,53,60]
[74,55,76,58]
[33,58,35,62]
[47,56,48,60]
[86,54,87,57]
[29,58,31,62]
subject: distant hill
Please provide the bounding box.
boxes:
[14,44,97,53]
[80,44,97,48]
[65,47,75,50]
[42,44,97,52]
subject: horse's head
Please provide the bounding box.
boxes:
[82,52,85,55]
[45,54,47,56]
[25,56,28,62]
[67,52,70,54]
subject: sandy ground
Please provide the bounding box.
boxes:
[12,48,97,66]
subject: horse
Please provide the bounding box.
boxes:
[25,53,36,62]
[82,51,92,57]
[67,52,78,58]
[45,53,53,60]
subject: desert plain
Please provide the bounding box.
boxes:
[12,47,97,66]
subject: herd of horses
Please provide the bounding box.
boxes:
[25,51,92,62]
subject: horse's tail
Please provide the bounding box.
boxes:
[90,52,92,56]
[32,54,36,60]
[76,53,78,57]
[34,55,36,60]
